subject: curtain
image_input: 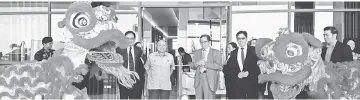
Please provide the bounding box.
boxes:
[294,2,314,35]
[344,2,360,39]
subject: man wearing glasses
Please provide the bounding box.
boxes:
[116,31,145,99]
[190,34,222,99]
[226,31,260,99]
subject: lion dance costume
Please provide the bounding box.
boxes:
[0,2,139,99]
[256,29,360,99]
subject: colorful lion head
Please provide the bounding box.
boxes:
[256,32,326,99]
[54,1,139,94]
[0,2,137,99]
[58,2,127,50]
[54,1,134,81]
[256,31,360,99]
[256,32,322,73]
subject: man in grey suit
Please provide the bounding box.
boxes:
[190,34,222,99]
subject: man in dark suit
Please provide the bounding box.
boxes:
[116,31,145,99]
[321,26,353,63]
[226,31,260,99]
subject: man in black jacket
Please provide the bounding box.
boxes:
[226,31,261,99]
[321,26,353,63]
[116,31,145,99]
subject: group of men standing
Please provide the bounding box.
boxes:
[116,31,175,99]
[187,26,354,99]
[115,30,262,99]
[34,25,353,99]
[188,31,261,99]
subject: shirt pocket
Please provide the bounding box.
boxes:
[166,59,172,65]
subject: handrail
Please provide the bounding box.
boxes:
[174,64,190,67]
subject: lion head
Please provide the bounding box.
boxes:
[0,2,136,99]
[255,32,326,99]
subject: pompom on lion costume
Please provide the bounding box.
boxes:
[256,30,360,99]
[0,2,139,99]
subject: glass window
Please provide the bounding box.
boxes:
[290,2,335,9]
[185,22,223,52]
[50,14,67,53]
[186,24,209,51]
[343,2,360,9]
[116,14,138,34]
[0,15,48,62]
[314,12,333,42]
[232,12,288,41]
[290,12,332,42]
[50,2,71,12]
[51,14,66,42]
[141,2,181,6]
[291,12,315,34]
[0,2,48,12]
[187,23,211,37]
[232,2,289,11]
[315,2,334,9]
[290,2,314,9]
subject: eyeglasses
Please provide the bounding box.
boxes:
[126,37,135,40]
[323,34,331,37]
[237,37,246,40]
[200,41,209,44]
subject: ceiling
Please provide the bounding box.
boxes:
[144,8,178,27]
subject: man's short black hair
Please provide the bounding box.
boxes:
[178,47,185,53]
[200,34,211,41]
[236,31,248,38]
[42,37,53,45]
[228,42,238,49]
[134,42,141,46]
[324,26,339,35]
[125,31,136,38]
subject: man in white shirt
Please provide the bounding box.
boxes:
[144,40,175,99]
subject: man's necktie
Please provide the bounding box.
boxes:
[201,49,206,73]
[181,55,184,63]
[241,48,245,64]
[129,47,135,71]
[202,49,206,60]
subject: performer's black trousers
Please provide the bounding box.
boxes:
[118,78,144,99]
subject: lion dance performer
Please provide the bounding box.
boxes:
[0,2,139,99]
[256,29,360,99]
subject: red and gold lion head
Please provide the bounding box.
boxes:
[255,32,325,99]
[0,2,137,99]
